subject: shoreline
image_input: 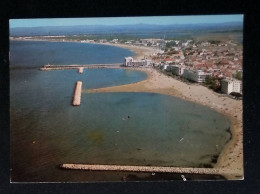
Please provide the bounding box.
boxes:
[12,38,243,179]
[10,38,160,60]
[84,67,243,180]
[98,42,160,60]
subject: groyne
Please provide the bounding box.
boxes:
[60,164,239,177]
[40,64,123,71]
[72,81,82,106]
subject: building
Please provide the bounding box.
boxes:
[162,64,171,71]
[182,69,210,83]
[182,69,212,83]
[124,57,152,67]
[221,78,242,94]
[172,65,185,76]
[164,58,174,64]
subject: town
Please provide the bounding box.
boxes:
[121,38,243,97]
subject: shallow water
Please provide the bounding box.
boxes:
[11,92,230,182]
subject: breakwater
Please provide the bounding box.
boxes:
[60,164,238,177]
[72,81,82,106]
[40,64,123,71]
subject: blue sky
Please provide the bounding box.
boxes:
[10,15,243,28]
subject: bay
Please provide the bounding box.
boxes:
[10,40,230,182]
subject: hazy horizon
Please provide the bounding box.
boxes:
[10,21,243,29]
[10,15,243,28]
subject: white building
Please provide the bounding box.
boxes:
[221,78,242,94]
[111,39,118,43]
[182,69,210,83]
[182,42,189,47]
[172,65,185,76]
[124,57,152,67]
[162,64,171,71]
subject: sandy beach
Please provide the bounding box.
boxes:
[83,67,243,180]
[99,42,160,60]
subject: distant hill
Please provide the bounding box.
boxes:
[10,22,243,37]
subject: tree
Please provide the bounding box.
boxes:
[234,71,242,80]
[205,77,221,91]
[166,41,176,48]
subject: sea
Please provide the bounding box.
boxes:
[10,40,230,182]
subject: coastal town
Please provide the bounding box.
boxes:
[121,38,243,97]
[10,34,243,180]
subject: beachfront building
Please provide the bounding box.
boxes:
[162,64,172,71]
[221,78,242,94]
[172,65,185,76]
[124,57,152,67]
[182,69,210,83]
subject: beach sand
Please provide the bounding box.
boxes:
[83,67,243,180]
[91,42,160,60]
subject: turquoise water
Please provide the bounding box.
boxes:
[10,41,231,182]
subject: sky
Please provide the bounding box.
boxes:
[10,15,243,28]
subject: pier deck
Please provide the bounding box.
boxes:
[72,81,82,106]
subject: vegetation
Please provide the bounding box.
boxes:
[165,41,177,48]
[157,68,192,84]
[234,71,242,80]
[205,77,221,91]
[166,50,179,55]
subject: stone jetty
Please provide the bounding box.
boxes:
[60,164,239,177]
[72,81,82,106]
[40,64,122,71]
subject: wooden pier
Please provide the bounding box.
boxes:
[72,81,82,106]
[60,164,239,177]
